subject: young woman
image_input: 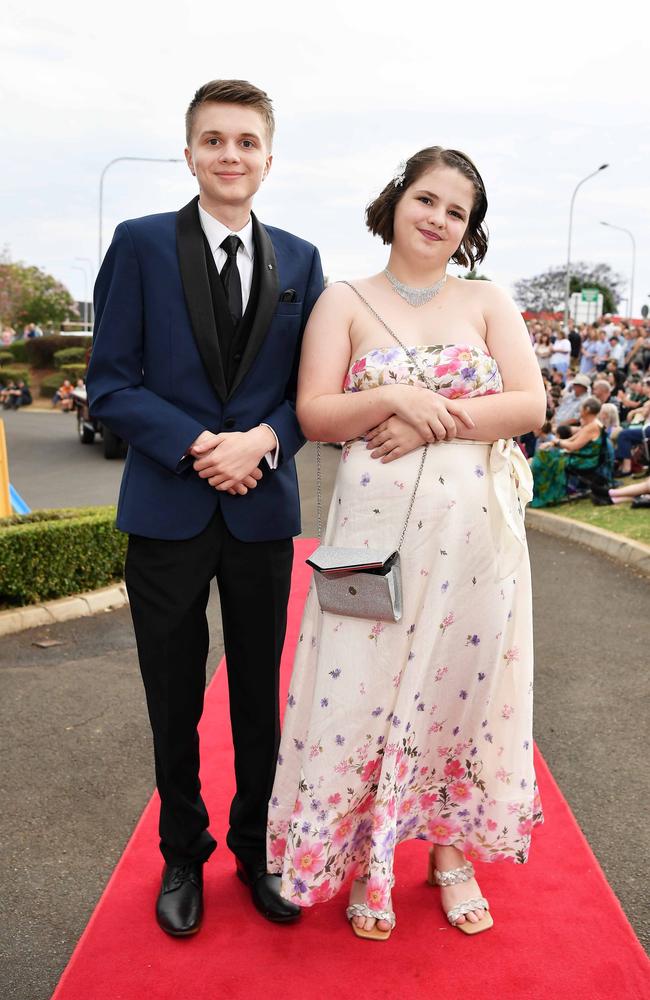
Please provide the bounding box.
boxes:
[267,147,546,940]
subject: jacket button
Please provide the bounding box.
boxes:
[224,417,235,429]
[233,352,242,362]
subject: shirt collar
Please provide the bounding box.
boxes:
[197,202,254,260]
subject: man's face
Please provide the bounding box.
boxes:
[185,102,272,213]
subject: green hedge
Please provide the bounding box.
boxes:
[60,364,87,382]
[0,506,127,606]
[13,335,90,369]
[0,366,30,386]
[0,351,14,366]
[4,341,29,363]
[53,347,88,368]
[40,373,68,398]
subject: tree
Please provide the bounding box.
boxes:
[513,262,623,314]
[462,271,490,281]
[0,249,78,331]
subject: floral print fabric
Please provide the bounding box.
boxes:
[267,344,542,910]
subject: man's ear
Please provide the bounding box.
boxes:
[184,147,196,177]
[262,152,273,180]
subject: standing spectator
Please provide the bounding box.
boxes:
[568,323,582,372]
[608,335,626,371]
[26,322,43,338]
[579,328,600,375]
[534,332,553,373]
[549,330,571,376]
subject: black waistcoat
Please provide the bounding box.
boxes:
[202,234,261,392]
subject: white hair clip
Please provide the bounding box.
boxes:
[393,160,407,188]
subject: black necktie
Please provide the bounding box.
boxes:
[219,235,243,326]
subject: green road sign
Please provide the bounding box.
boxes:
[581,288,600,302]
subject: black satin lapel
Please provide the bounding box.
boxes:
[228,213,279,398]
[176,197,228,401]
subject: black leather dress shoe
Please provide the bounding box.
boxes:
[235,857,301,923]
[156,862,203,936]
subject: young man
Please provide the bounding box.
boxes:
[87,80,323,936]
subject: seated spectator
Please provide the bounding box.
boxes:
[530,396,612,507]
[614,383,650,476]
[2,380,32,410]
[0,381,16,406]
[592,379,612,405]
[52,379,74,410]
[553,373,591,427]
[592,475,650,507]
[1,326,15,345]
[599,403,620,436]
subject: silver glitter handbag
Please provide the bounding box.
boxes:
[307,283,434,623]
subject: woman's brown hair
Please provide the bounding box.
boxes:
[366,147,488,269]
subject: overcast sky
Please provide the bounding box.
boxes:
[2,0,649,318]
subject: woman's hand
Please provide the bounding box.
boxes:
[387,385,475,442]
[365,415,428,462]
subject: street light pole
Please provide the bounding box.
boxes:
[600,221,636,321]
[564,163,609,331]
[98,156,184,266]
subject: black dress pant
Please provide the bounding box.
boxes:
[125,506,293,867]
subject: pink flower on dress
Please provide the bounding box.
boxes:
[501,704,514,719]
[293,798,303,814]
[444,759,465,780]
[517,818,533,837]
[310,880,332,903]
[358,792,375,814]
[463,840,487,863]
[328,792,341,806]
[451,781,472,801]
[294,840,324,874]
[351,357,367,375]
[398,796,416,816]
[432,360,461,377]
[419,792,438,810]
[439,612,456,636]
[503,647,520,665]
[487,818,498,832]
[365,876,390,910]
[269,837,287,859]
[361,757,382,783]
[396,759,409,782]
[428,817,458,839]
[333,816,354,843]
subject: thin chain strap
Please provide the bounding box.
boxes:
[340,281,439,392]
[315,282,436,548]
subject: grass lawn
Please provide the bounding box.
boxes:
[541,494,650,546]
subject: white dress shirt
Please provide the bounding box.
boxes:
[198,203,255,310]
[197,202,278,469]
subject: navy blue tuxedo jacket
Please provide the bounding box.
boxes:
[87,196,323,541]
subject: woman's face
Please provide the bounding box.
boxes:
[392,164,475,265]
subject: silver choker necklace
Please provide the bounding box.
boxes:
[383,268,447,307]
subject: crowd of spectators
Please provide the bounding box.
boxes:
[521,316,650,507]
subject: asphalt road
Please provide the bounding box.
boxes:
[1,411,648,999]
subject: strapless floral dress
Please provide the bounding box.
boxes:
[267,344,542,912]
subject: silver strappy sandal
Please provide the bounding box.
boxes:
[346,877,396,941]
[427,850,493,935]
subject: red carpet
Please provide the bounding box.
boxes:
[53,539,649,1000]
